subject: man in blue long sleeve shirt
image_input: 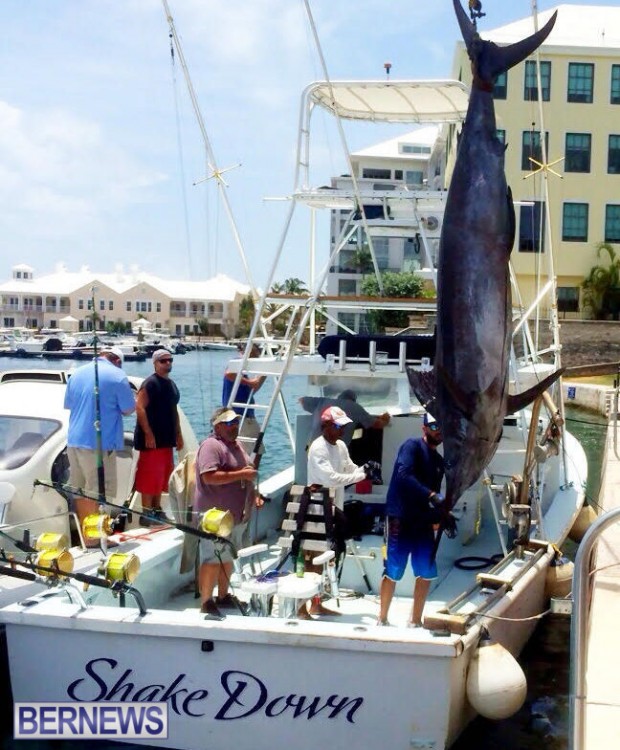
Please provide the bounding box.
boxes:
[378,413,444,627]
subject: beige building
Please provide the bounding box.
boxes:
[0,263,252,337]
[450,4,620,316]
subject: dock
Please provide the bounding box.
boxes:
[584,415,620,748]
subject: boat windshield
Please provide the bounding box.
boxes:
[0,417,61,470]
[310,376,412,410]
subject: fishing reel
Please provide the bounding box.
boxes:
[363,460,383,485]
[82,511,129,543]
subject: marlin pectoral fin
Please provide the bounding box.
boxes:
[436,364,477,420]
[406,367,438,414]
[506,368,565,415]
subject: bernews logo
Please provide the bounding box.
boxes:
[14,702,169,740]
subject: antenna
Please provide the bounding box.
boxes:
[384,61,392,79]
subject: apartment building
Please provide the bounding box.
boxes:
[450,4,620,316]
[0,264,251,337]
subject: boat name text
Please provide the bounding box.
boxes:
[67,659,364,723]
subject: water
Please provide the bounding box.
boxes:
[0,354,610,748]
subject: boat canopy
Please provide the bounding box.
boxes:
[306,80,469,123]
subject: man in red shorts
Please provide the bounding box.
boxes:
[134,349,184,515]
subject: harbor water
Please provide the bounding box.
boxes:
[0,352,609,749]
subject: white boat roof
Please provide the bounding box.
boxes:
[307,80,469,123]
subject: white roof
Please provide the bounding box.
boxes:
[352,126,439,160]
[307,80,469,123]
[0,269,251,302]
[485,5,620,49]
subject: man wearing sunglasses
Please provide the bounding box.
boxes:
[134,349,183,516]
[378,412,445,628]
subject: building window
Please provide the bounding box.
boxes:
[611,65,620,104]
[605,205,620,243]
[372,238,390,270]
[519,201,545,252]
[524,60,551,101]
[99,300,105,311]
[496,129,506,144]
[565,133,591,173]
[126,301,131,312]
[405,170,424,187]
[557,287,579,313]
[362,168,391,179]
[562,203,589,242]
[608,135,620,174]
[521,130,548,171]
[108,300,113,311]
[567,62,594,103]
[16,271,22,279]
[78,299,84,310]
[156,302,161,313]
[338,313,356,332]
[394,170,403,180]
[338,279,357,296]
[493,71,507,99]
[399,144,431,155]
[87,299,93,310]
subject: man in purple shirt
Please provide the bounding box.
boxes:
[194,407,264,618]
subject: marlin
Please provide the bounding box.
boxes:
[408,0,560,508]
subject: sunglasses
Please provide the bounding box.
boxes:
[426,422,440,431]
[221,418,239,426]
[158,358,173,364]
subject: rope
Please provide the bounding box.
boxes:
[480,608,551,624]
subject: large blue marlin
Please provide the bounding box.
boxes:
[408,0,560,509]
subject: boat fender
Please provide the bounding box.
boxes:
[466,635,527,720]
[568,504,597,544]
[545,555,574,599]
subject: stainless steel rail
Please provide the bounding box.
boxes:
[569,505,620,750]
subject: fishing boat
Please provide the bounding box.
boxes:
[0,4,587,749]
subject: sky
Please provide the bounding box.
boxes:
[0,0,611,292]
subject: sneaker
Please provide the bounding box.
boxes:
[406,621,422,629]
[200,599,224,619]
[376,618,390,627]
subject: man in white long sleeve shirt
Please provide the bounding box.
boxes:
[307,406,367,511]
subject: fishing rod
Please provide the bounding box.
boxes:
[34,480,236,551]
[0,549,147,616]
[91,285,106,503]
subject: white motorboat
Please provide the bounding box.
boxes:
[0,9,587,750]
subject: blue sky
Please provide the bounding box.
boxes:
[0,1,609,291]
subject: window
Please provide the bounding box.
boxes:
[16,271,22,279]
[493,71,507,99]
[99,300,105,311]
[87,299,93,310]
[362,168,391,179]
[521,130,548,171]
[562,203,589,242]
[605,205,620,243]
[126,301,131,312]
[108,300,114,311]
[405,170,424,187]
[394,170,403,180]
[338,313,356,332]
[156,302,161,313]
[338,279,357,296]
[557,287,579,313]
[567,62,594,103]
[609,135,620,174]
[524,60,551,101]
[565,133,591,172]
[399,144,431,155]
[78,299,84,310]
[611,65,620,104]
[0,416,61,470]
[519,201,545,252]
[372,238,390,270]
[496,129,506,144]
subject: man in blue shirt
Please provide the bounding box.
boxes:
[64,346,136,533]
[378,413,445,627]
[222,344,266,454]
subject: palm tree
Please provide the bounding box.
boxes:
[282,277,308,295]
[582,242,620,320]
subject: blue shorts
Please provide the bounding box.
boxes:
[383,517,437,581]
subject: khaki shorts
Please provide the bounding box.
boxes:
[67,447,118,498]
[199,521,247,564]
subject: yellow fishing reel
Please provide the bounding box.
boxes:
[98,552,140,584]
[200,508,234,538]
[82,513,114,541]
[34,532,74,578]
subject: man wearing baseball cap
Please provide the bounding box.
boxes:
[64,345,135,540]
[134,349,183,516]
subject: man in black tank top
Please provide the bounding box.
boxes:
[134,349,183,514]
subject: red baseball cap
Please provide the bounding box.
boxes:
[321,406,353,427]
